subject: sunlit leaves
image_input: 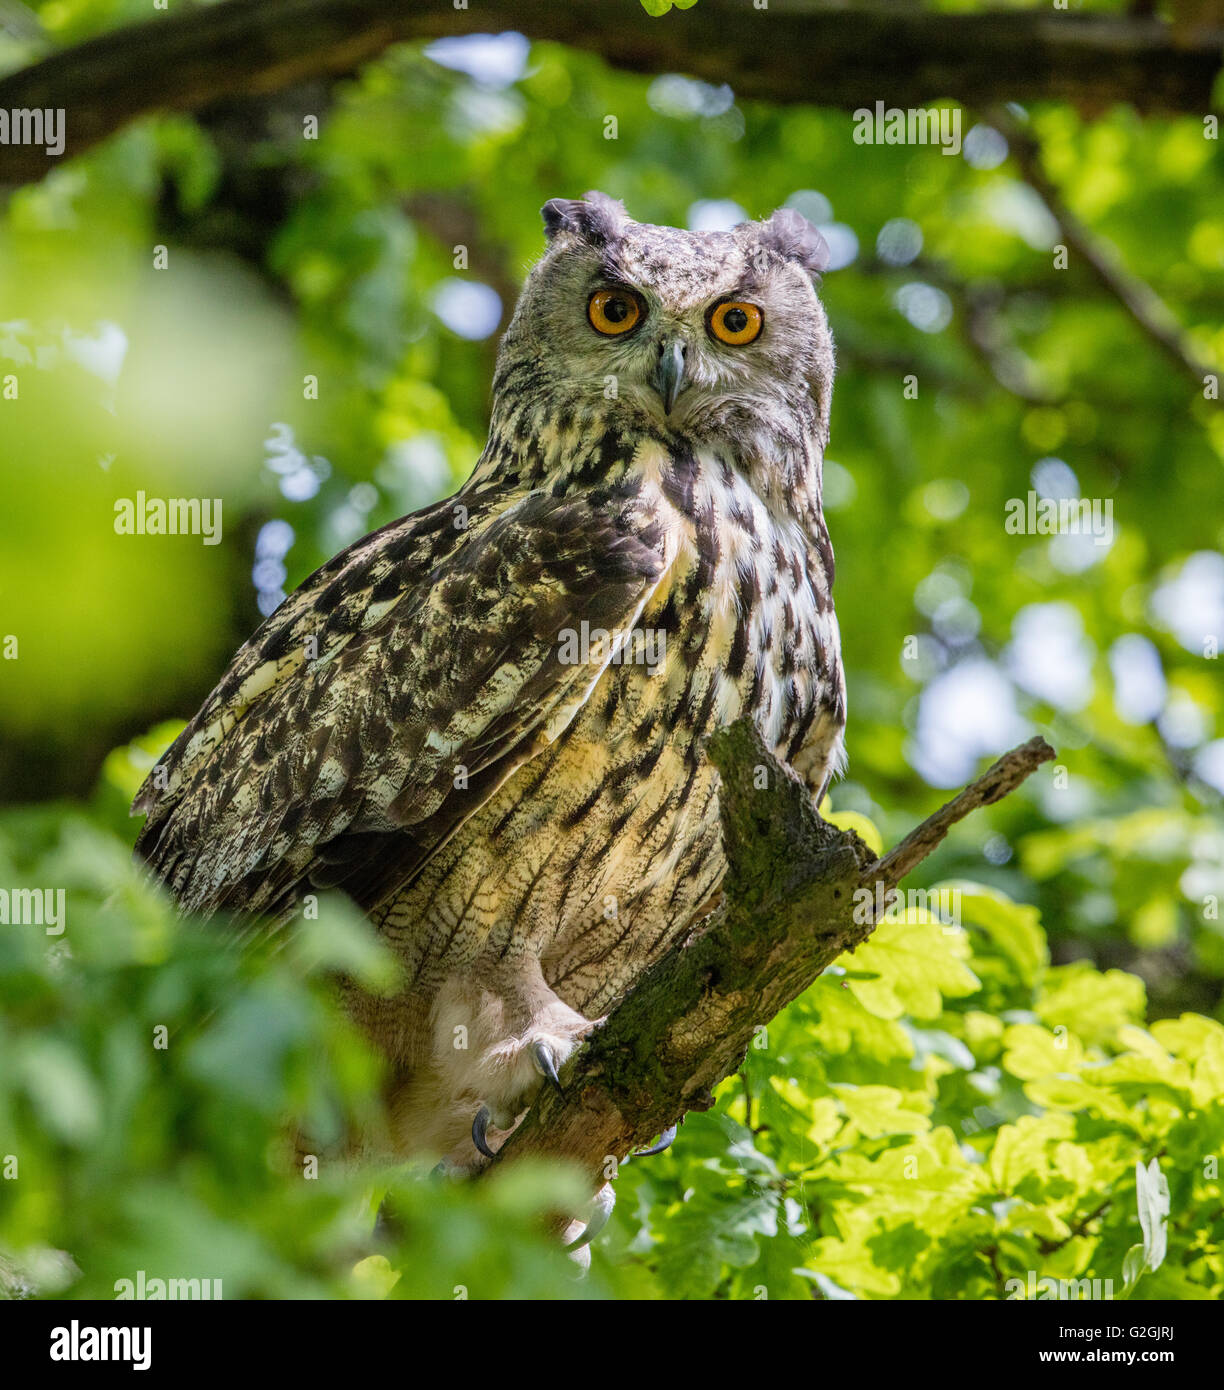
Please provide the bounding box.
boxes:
[845,915,980,1019]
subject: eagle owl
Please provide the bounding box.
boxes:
[134,192,846,1184]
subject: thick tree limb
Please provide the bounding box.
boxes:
[1,0,1221,185]
[491,721,1054,1211]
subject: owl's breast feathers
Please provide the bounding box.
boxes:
[618,435,845,792]
[134,433,844,930]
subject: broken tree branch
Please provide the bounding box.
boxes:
[871,735,1056,890]
[490,720,1055,1208]
[1,0,1221,185]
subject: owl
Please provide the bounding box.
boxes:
[134,192,846,1202]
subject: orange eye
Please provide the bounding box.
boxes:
[708,300,763,346]
[588,288,643,336]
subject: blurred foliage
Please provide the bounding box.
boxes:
[0,796,628,1300]
[0,3,1222,1298]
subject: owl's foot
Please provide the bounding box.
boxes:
[563,1182,616,1260]
[471,1104,498,1159]
[559,1126,677,1260]
[561,1125,678,1256]
[470,1037,571,1158]
[428,961,596,1164]
[531,1038,567,1099]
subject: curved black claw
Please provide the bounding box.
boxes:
[472,1104,497,1159]
[563,1184,616,1253]
[634,1123,678,1158]
[531,1039,566,1098]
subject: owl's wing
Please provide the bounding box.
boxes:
[134,487,669,921]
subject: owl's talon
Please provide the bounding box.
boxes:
[634,1123,677,1158]
[564,1183,616,1254]
[531,1039,566,1098]
[472,1104,497,1159]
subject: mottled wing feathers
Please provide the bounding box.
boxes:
[134,488,669,920]
[132,494,470,821]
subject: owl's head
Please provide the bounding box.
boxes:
[494,192,834,468]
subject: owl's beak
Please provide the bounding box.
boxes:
[653,339,688,416]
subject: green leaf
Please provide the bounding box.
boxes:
[1036,963,1146,1046]
[184,985,314,1109]
[833,1083,931,1139]
[806,977,914,1062]
[1152,1015,1224,1107]
[844,917,980,1020]
[654,1185,781,1297]
[1002,1022,1085,1079]
[350,1253,401,1298]
[289,893,404,995]
[16,1036,103,1146]
[955,882,1049,989]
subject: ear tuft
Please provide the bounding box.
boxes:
[755,207,830,277]
[541,191,628,247]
